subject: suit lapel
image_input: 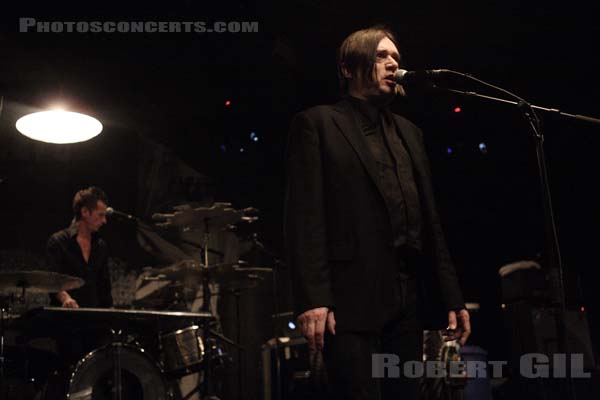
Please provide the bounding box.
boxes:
[331,100,389,201]
[331,100,433,218]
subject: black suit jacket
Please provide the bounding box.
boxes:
[284,99,465,332]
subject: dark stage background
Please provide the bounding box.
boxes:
[1,1,599,399]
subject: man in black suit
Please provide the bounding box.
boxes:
[284,27,471,399]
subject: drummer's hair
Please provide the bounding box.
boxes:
[73,186,108,220]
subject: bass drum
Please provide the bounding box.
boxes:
[67,344,170,400]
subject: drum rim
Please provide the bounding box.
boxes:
[160,324,200,339]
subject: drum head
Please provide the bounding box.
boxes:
[68,344,169,400]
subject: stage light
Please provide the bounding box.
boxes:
[225,100,231,107]
[16,109,103,144]
[479,142,487,154]
[581,306,585,312]
[288,321,296,330]
[240,147,245,153]
[447,147,453,154]
[250,132,259,142]
[454,106,462,113]
[220,144,227,152]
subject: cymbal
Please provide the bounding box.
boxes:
[152,202,258,231]
[149,260,271,284]
[0,270,84,295]
[154,260,204,281]
[217,265,273,290]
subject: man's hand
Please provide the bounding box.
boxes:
[57,291,79,308]
[297,307,336,353]
[444,309,471,345]
[62,298,79,308]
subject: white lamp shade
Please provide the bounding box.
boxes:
[16,110,103,144]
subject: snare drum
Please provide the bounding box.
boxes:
[160,325,205,376]
[67,343,169,400]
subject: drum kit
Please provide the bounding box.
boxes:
[0,203,276,400]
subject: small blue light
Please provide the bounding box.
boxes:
[447,147,453,154]
[253,136,259,142]
[479,142,487,153]
[250,132,257,140]
[288,321,296,330]
[220,144,227,152]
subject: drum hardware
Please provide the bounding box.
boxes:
[146,260,273,292]
[1,297,11,400]
[66,342,171,400]
[174,323,241,400]
[151,203,259,311]
[151,203,260,400]
[160,325,205,376]
[179,337,232,400]
[12,307,214,337]
[14,307,217,399]
[0,271,84,298]
[0,271,83,400]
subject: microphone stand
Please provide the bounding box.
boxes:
[440,87,600,126]
[432,72,600,400]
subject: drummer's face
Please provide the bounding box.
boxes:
[82,200,108,232]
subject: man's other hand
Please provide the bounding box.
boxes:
[297,307,336,353]
[444,309,471,345]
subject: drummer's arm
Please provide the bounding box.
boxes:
[46,236,79,308]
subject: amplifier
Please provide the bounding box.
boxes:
[502,303,595,370]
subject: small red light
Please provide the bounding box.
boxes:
[225,100,231,107]
[581,306,585,312]
[454,107,461,113]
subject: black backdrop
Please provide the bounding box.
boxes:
[1,1,599,398]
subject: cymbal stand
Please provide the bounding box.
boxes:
[0,296,10,400]
[201,218,211,314]
[183,218,220,399]
[0,293,20,400]
[251,235,285,400]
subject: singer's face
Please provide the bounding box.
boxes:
[81,200,108,232]
[350,37,400,102]
[373,37,400,96]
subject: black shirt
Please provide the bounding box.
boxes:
[347,96,423,251]
[46,223,113,308]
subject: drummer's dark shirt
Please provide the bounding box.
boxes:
[46,223,113,308]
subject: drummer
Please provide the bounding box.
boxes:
[46,186,113,309]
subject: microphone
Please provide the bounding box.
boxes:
[106,207,135,220]
[393,69,448,85]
